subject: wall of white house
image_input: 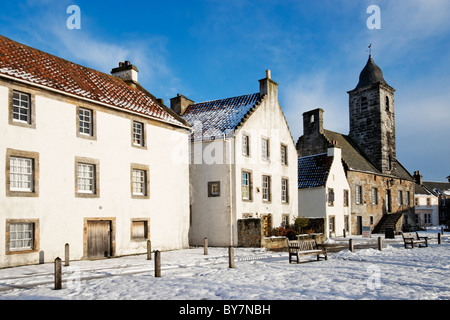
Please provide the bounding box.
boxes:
[233,94,299,241]
[0,82,190,268]
[187,92,298,247]
[298,148,351,238]
[414,195,439,226]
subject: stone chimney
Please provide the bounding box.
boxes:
[303,108,324,136]
[111,61,139,84]
[170,94,194,116]
[259,69,278,102]
[413,171,423,185]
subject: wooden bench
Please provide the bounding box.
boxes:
[401,232,428,249]
[287,239,328,263]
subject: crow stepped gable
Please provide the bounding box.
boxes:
[297,55,416,235]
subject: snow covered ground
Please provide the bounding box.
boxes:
[0,228,448,302]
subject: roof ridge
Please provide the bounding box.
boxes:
[192,92,260,106]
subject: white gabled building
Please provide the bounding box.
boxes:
[413,171,440,227]
[171,71,298,247]
[0,35,191,268]
[298,147,351,237]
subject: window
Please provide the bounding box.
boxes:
[6,149,39,197]
[131,220,149,241]
[208,181,221,197]
[242,171,251,200]
[329,216,335,233]
[282,215,289,227]
[131,164,150,198]
[355,185,363,205]
[132,121,145,147]
[6,220,39,253]
[261,138,270,161]
[344,216,350,232]
[77,107,96,139]
[77,163,95,193]
[426,198,431,207]
[75,157,99,198]
[415,198,419,206]
[12,91,31,123]
[132,169,147,196]
[262,175,271,201]
[406,191,411,206]
[281,144,288,165]
[10,157,33,192]
[370,216,374,225]
[343,189,349,207]
[424,213,431,224]
[281,178,289,203]
[242,134,250,156]
[371,187,378,205]
[361,96,368,109]
[386,96,390,111]
[398,190,404,205]
[328,188,335,206]
[310,114,315,123]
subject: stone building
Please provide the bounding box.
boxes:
[297,55,416,235]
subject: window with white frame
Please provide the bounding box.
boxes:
[343,189,349,207]
[261,137,269,161]
[77,163,95,194]
[371,187,378,205]
[133,121,144,147]
[262,175,271,201]
[242,134,250,156]
[281,144,287,165]
[282,214,289,227]
[78,107,93,136]
[12,91,31,123]
[10,222,34,251]
[281,178,289,203]
[328,188,335,206]
[356,185,363,205]
[132,169,147,196]
[242,171,251,200]
[10,157,33,192]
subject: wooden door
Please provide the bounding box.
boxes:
[87,220,111,259]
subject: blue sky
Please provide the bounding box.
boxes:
[1,0,449,181]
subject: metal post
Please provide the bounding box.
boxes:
[438,232,441,245]
[54,257,62,290]
[155,250,161,277]
[378,237,383,251]
[349,239,354,252]
[343,229,346,238]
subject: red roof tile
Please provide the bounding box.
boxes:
[0,35,185,127]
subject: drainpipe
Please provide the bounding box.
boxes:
[224,133,234,247]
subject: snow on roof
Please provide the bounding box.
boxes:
[298,153,332,189]
[0,35,185,127]
[181,93,260,141]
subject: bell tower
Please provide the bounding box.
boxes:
[347,55,396,175]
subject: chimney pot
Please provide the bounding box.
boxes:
[266,69,271,79]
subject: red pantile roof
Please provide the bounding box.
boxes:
[0,35,186,128]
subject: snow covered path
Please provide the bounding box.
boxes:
[0,232,448,300]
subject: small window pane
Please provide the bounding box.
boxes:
[10,223,34,251]
[133,169,146,195]
[10,157,33,192]
[12,91,31,124]
[79,108,93,136]
[77,163,95,193]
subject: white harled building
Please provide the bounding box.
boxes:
[0,35,191,268]
[171,70,298,247]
